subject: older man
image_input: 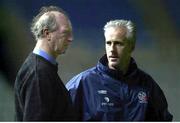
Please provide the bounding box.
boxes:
[14,6,76,121]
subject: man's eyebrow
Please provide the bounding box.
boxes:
[63,29,70,33]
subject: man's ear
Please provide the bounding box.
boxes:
[42,28,51,41]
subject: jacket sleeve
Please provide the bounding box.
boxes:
[66,75,84,120]
[146,76,173,121]
[66,75,82,102]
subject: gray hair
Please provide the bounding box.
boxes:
[104,19,136,50]
[31,6,68,40]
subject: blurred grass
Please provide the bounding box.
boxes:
[0,72,14,121]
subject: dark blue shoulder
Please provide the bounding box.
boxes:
[137,68,164,96]
[66,67,97,90]
[137,68,156,85]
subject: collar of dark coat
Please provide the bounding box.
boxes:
[96,54,140,85]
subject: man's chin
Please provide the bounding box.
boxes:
[108,63,118,69]
[60,49,68,55]
[59,52,65,55]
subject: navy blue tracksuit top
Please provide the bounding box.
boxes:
[66,55,173,121]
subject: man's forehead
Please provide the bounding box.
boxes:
[61,25,72,32]
[105,27,127,36]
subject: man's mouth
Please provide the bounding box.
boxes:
[109,56,118,61]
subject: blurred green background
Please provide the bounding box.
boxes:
[0,0,179,121]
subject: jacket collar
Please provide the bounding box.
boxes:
[97,54,139,84]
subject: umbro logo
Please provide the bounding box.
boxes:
[97,90,107,94]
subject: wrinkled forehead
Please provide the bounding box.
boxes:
[61,23,72,34]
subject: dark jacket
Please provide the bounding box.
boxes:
[14,53,76,121]
[66,55,173,121]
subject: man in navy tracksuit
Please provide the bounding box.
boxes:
[66,20,173,121]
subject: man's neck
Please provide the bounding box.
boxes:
[109,59,131,75]
[33,47,57,65]
[35,39,57,58]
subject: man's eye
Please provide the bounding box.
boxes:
[106,41,111,45]
[115,42,124,46]
[63,32,68,34]
[62,32,69,36]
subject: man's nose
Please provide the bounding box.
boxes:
[110,44,115,51]
[68,34,73,42]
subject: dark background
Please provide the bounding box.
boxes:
[0,0,179,121]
